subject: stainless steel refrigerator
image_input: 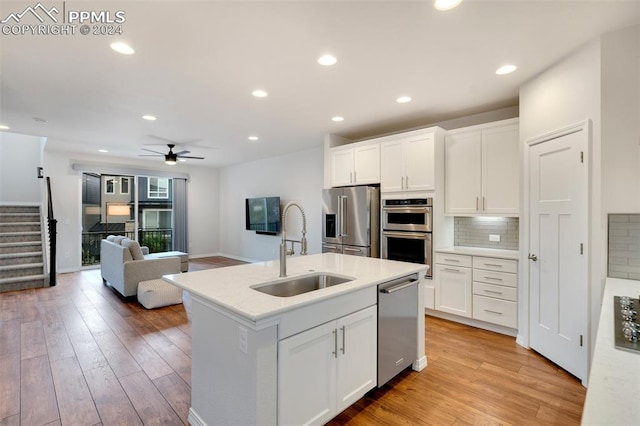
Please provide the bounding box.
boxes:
[322,186,380,257]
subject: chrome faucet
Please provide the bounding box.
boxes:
[280,202,308,277]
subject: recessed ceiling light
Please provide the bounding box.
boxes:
[0,125,9,130]
[496,64,517,75]
[396,96,412,104]
[318,54,337,66]
[248,136,259,141]
[110,42,134,55]
[252,89,268,98]
[331,116,344,122]
[434,0,462,11]
[98,149,108,153]
[142,115,157,121]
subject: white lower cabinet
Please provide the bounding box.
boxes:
[278,305,377,426]
[434,255,473,317]
[434,251,518,330]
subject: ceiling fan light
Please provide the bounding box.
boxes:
[165,153,178,165]
[434,0,462,11]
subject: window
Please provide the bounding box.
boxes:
[148,177,169,199]
[142,209,172,229]
[104,176,116,194]
[120,177,130,194]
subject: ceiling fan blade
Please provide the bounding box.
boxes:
[178,155,205,160]
[146,135,178,144]
[139,154,163,157]
[141,148,165,155]
[174,150,191,156]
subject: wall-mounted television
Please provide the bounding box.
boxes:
[245,196,281,235]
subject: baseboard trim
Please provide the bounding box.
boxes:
[425,309,517,337]
[412,355,427,371]
[188,408,206,426]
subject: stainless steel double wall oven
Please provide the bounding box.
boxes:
[381,197,433,278]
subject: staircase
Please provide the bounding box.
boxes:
[0,205,48,292]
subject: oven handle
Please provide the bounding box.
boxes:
[383,230,430,240]
[382,206,431,213]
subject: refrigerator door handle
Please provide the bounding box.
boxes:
[340,195,348,237]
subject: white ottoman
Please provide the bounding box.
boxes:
[137,278,183,309]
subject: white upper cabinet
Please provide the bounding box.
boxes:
[445,119,519,216]
[330,142,380,187]
[381,132,435,193]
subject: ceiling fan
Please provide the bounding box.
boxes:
[140,144,205,165]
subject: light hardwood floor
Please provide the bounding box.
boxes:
[0,257,585,425]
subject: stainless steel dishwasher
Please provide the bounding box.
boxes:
[377,273,419,387]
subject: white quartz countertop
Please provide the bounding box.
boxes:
[582,277,640,425]
[435,246,519,260]
[163,253,427,322]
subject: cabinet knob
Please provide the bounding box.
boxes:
[528,253,538,261]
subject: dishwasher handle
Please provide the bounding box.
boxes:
[380,278,418,294]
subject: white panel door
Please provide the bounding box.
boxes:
[482,124,519,215]
[330,148,354,187]
[434,264,472,317]
[528,125,588,382]
[353,144,380,185]
[335,306,377,413]
[405,134,435,191]
[380,140,405,192]
[445,132,482,214]
[278,321,337,426]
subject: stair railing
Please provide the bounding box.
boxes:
[46,177,57,286]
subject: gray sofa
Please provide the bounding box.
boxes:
[100,236,181,297]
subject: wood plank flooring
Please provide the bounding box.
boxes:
[0,256,585,425]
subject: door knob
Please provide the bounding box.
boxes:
[528,253,538,261]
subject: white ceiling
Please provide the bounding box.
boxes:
[1,0,639,168]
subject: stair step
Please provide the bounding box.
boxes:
[0,263,44,272]
[0,222,41,226]
[0,274,47,292]
[0,251,43,260]
[0,231,41,236]
[0,241,42,248]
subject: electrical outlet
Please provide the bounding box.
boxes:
[239,326,248,354]
[489,234,500,242]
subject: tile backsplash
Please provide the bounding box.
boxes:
[608,214,640,280]
[454,217,519,250]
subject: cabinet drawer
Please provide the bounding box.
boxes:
[473,282,517,301]
[473,256,517,273]
[472,295,517,328]
[472,269,517,287]
[435,252,472,268]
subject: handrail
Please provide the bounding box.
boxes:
[46,177,57,286]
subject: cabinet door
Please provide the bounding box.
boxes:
[336,305,377,413]
[434,264,472,317]
[380,140,405,192]
[405,134,435,191]
[482,124,519,215]
[353,144,380,185]
[330,148,354,187]
[445,131,482,214]
[278,321,337,426]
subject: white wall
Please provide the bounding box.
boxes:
[218,147,324,262]
[0,132,45,203]
[43,149,220,272]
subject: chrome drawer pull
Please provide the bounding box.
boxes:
[444,258,460,262]
[484,290,503,295]
[484,263,503,268]
[484,309,503,315]
[484,276,503,281]
[444,268,460,273]
[332,329,338,358]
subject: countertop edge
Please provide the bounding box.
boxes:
[435,246,519,260]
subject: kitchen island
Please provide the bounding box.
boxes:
[582,277,640,425]
[163,253,427,426]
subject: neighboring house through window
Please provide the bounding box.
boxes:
[104,176,116,194]
[121,177,130,194]
[148,177,169,199]
[142,209,172,229]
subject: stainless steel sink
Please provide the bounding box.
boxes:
[251,273,354,297]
